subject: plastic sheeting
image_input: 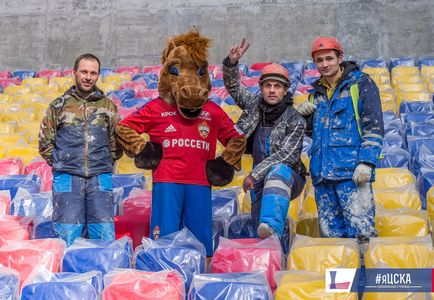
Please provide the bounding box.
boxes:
[365,236,433,268]
[62,237,132,279]
[275,270,357,300]
[0,174,40,199]
[0,158,23,175]
[373,186,421,210]
[103,269,185,300]
[189,272,272,300]
[211,187,239,221]
[11,188,52,217]
[377,148,411,168]
[0,190,11,215]
[112,173,146,199]
[0,266,19,300]
[134,228,206,291]
[120,188,151,217]
[287,235,360,273]
[21,268,101,300]
[375,207,428,237]
[24,159,53,192]
[212,236,282,289]
[0,239,64,287]
[0,215,31,240]
[372,168,415,190]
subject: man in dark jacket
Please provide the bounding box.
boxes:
[38,53,123,245]
[297,37,384,238]
[223,39,306,238]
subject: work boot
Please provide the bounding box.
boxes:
[257,223,274,239]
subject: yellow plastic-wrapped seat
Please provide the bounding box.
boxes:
[372,168,415,189]
[49,77,74,92]
[373,186,421,210]
[113,155,145,175]
[287,235,360,273]
[5,144,40,165]
[31,84,59,95]
[364,236,434,300]
[396,91,431,106]
[379,88,398,113]
[296,179,320,237]
[288,188,302,223]
[293,93,309,106]
[365,236,433,268]
[103,73,131,85]
[222,104,242,123]
[0,132,29,144]
[421,65,434,78]
[363,67,389,77]
[391,66,420,77]
[0,122,16,134]
[369,74,391,86]
[396,82,428,93]
[0,94,12,104]
[41,91,64,102]
[375,207,428,237]
[3,85,31,96]
[241,154,253,173]
[21,78,48,92]
[13,93,45,104]
[97,82,120,94]
[427,186,434,222]
[275,270,357,300]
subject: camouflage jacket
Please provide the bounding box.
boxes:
[38,86,123,177]
[222,58,306,181]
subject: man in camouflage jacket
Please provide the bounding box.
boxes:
[223,39,306,239]
[39,53,123,246]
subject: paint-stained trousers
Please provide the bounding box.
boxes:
[52,172,115,246]
[314,180,377,238]
[251,164,305,236]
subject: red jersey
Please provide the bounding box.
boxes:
[119,98,243,186]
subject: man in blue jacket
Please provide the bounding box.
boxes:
[297,37,384,238]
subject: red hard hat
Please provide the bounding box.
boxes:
[311,37,343,58]
[259,63,290,87]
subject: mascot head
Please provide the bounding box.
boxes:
[158,30,212,119]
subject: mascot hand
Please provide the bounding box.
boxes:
[206,156,235,186]
[134,142,163,170]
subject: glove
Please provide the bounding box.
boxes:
[242,174,255,193]
[352,163,372,185]
[206,156,235,186]
[296,101,317,116]
[134,142,163,170]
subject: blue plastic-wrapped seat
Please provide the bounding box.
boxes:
[21,270,101,300]
[189,272,272,300]
[62,237,132,279]
[135,228,206,291]
[0,266,19,300]
[112,173,146,199]
[211,188,238,220]
[399,101,434,114]
[0,175,40,199]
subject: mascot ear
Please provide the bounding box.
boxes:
[161,40,177,64]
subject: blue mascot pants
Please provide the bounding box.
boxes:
[314,180,377,238]
[52,172,115,246]
[251,164,305,236]
[151,183,212,256]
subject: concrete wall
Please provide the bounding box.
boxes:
[0,0,433,69]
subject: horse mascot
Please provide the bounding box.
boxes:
[115,30,246,256]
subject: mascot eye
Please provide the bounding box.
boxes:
[197,66,206,76]
[168,65,179,76]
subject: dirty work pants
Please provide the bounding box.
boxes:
[52,172,115,246]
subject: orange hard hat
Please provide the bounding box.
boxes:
[311,36,343,58]
[259,63,290,87]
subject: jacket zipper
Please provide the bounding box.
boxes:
[83,99,89,177]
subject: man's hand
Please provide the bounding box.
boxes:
[229,38,251,65]
[243,174,255,193]
[352,163,372,185]
[296,101,317,116]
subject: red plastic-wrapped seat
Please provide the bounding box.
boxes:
[36,69,62,79]
[0,215,32,241]
[103,269,184,299]
[212,236,282,289]
[24,159,53,192]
